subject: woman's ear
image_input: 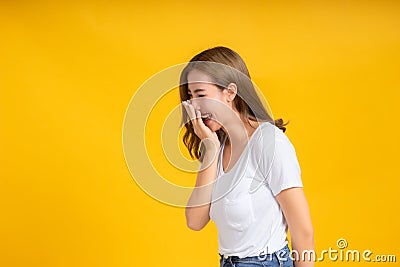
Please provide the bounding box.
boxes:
[225,83,237,102]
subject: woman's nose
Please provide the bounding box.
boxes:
[190,101,203,112]
[189,95,199,103]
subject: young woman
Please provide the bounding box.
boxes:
[181,46,314,267]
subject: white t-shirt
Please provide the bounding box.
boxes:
[209,121,303,258]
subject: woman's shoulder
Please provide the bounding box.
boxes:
[255,121,294,149]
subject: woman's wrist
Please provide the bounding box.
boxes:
[201,138,220,151]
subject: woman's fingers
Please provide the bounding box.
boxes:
[182,100,217,141]
[182,100,196,121]
[194,108,201,120]
[183,100,203,123]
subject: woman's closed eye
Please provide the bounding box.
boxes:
[188,94,205,99]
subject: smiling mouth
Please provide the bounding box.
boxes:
[201,113,212,120]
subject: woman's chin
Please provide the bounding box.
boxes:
[204,119,222,132]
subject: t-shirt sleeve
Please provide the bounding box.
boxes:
[261,130,303,196]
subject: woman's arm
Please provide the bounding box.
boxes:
[185,139,220,231]
[275,187,314,267]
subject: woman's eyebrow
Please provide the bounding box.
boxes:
[188,88,206,94]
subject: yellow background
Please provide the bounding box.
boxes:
[1,0,399,266]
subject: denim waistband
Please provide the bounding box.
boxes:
[219,243,291,263]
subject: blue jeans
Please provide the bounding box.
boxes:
[219,244,293,267]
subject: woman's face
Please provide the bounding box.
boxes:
[187,69,233,132]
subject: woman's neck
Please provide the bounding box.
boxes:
[222,117,260,148]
